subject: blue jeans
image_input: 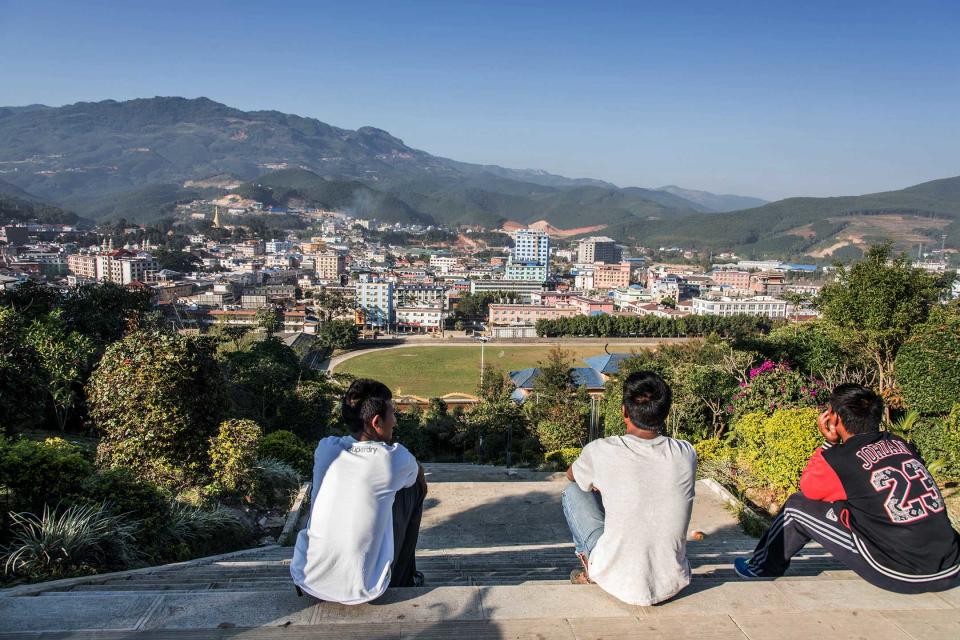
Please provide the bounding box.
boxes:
[562,482,605,556]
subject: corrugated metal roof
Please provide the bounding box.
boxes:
[583,353,631,375]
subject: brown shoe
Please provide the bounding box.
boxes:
[569,568,594,584]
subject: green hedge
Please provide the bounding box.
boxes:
[536,313,774,339]
[733,408,821,498]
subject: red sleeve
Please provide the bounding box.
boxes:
[799,447,847,502]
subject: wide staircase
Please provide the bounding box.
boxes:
[2,464,958,639]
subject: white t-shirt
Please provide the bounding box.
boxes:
[572,433,697,605]
[290,435,419,604]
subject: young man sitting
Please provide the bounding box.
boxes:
[290,378,428,604]
[563,370,698,605]
[736,384,960,592]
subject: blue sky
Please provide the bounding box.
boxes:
[2,0,958,200]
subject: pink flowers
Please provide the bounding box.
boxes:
[748,360,777,379]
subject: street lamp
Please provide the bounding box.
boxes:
[474,335,491,388]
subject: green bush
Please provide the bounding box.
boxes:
[895,305,960,416]
[88,330,227,488]
[252,458,301,507]
[733,408,821,498]
[0,437,94,515]
[393,409,432,460]
[912,404,960,480]
[694,437,735,465]
[209,419,262,495]
[80,468,170,528]
[277,380,334,440]
[2,503,138,580]
[317,319,358,349]
[544,448,582,471]
[760,321,851,378]
[257,430,313,476]
[536,420,588,452]
[222,337,301,431]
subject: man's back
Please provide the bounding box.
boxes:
[290,435,418,604]
[572,433,697,605]
[819,432,960,576]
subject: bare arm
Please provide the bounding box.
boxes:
[566,465,575,482]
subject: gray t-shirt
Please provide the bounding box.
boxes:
[572,433,697,605]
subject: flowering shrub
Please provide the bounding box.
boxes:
[728,360,826,418]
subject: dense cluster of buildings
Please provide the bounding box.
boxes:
[3,206,957,340]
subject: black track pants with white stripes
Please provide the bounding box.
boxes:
[746,493,958,594]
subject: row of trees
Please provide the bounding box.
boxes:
[535,312,775,340]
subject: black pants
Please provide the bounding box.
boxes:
[747,492,958,594]
[389,481,426,588]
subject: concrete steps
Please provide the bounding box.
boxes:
[34,542,850,595]
[2,471,956,637]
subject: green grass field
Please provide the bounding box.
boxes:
[333,344,654,398]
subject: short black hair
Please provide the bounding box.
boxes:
[829,383,882,435]
[622,370,672,431]
[342,378,393,434]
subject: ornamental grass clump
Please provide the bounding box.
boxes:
[252,458,301,507]
[166,502,254,558]
[2,502,138,579]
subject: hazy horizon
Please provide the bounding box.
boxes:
[2,1,959,201]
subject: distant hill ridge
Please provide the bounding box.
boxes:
[0,96,738,226]
[0,97,957,259]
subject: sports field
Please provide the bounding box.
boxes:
[332,344,654,398]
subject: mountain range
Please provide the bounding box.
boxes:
[0,96,957,260]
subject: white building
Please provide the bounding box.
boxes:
[429,255,459,273]
[396,284,446,308]
[396,306,444,333]
[510,229,550,264]
[691,296,788,318]
[356,282,394,327]
[265,240,293,254]
[612,287,654,311]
